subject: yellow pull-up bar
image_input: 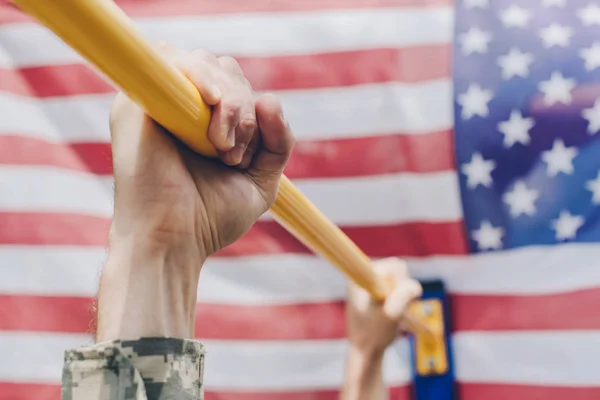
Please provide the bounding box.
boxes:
[12,0,429,333]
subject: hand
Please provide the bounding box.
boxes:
[346,258,422,357]
[97,45,294,341]
[108,43,295,261]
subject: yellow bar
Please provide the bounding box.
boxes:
[11,0,391,301]
[13,0,215,156]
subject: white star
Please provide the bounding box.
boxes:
[497,48,534,80]
[538,72,576,106]
[541,139,578,177]
[497,110,534,147]
[542,0,566,7]
[461,152,496,189]
[472,220,504,251]
[463,0,489,9]
[503,181,539,217]
[539,24,573,48]
[578,4,600,26]
[582,99,600,135]
[551,210,584,241]
[586,171,600,204]
[580,42,600,71]
[457,84,493,119]
[499,5,531,28]
[458,27,493,55]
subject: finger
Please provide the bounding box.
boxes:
[402,309,437,339]
[373,257,409,281]
[209,97,240,154]
[183,52,236,152]
[238,125,261,169]
[218,55,245,77]
[384,279,423,321]
[178,49,222,106]
[216,56,256,165]
[248,94,295,194]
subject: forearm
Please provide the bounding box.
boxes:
[96,232,203,341]
[340,346,387,400]
[61,230,207,400]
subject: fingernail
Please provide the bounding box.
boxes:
[226,127,235,147]
[230,145,245,164]
[209,84,222,101]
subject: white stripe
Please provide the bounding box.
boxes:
[454,331,600,386]
[0,332,411,389]
[2,244,600,303]
[0,80,452,141]
[0,166,462,224]
[0,7,452,67]
[0,167,114,218]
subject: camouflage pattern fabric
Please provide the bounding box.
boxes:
[62,337,205,400]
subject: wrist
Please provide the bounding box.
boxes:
[96,229,205,342]
[342,345,386,400]
[348,344,385,369]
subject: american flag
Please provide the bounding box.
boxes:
[0,0,599,399]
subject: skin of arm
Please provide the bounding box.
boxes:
[341,258,423,400]
[60,45,295,400]
[94,43,295,342]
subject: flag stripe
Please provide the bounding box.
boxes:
[0,8,452,67]
[0,167,462,224]
[1,331,597,386]
[0,0,451,24]
[3,382,597,400]
[457,384,600,400]
[4,245,598,302]
[0,332,412,388]
[2,289,599,338]
[0,80,452,142]
[451,288,600,332]
[0,383,411,400]
[0,212,468,257]
[3,381,597,400]
[453,331,600,386]
[0,130,455,177]
[0,45,451,97]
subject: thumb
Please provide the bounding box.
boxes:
[383,279,423,321]
[248,94,295,204]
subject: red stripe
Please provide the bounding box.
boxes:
[0,137,113,175]
[0,382,410,400]
[458,383,600,400]
[223,220,468,257]
[4,288,599,338]
[0,212,468,257]
[452,288,600,331]
[0,130,455,177]
[4,382,600,400]
[0,0,450,23]
[0,213,111,246]
[0,295,347,340]
[0,45,450,97]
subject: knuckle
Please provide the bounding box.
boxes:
[190,48,219,65]
[240,116,257,133]
[218,55,244,75]
[222,98,242,119]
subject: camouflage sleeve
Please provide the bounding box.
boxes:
[61,337,205,400]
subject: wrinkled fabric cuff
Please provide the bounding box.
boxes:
[62,337,205,400]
